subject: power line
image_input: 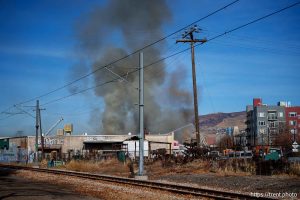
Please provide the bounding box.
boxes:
[42,79,115,106]
[211,40,300,56]
[201,30,300,53]
[8,0,240,107]
[39,1,300,108]
[41,47,193,106]
[2,1,299,121]
[205,1,300,43]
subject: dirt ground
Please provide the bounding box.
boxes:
[14,170,202,200]
[0,168,99,200]
[145,160,300,195]
[155,173,300,194]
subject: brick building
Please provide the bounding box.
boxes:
[285,106,300,142]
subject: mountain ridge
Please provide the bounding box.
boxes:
[199,111,246,134]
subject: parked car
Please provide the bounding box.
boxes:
[228,150,253,159]
[207,151,220,158]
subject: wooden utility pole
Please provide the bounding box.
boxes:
[176,25,206,147]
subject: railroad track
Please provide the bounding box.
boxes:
[0,164,273,200]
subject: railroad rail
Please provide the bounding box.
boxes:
[0,164,273,200]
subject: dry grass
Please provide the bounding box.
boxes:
[216,166,252,176]
[215,159,256,176]
[145,159,211,179]
[59,159,130,176]
[146,159,256,177]
[55,158,256,178]
[42,158,300,178]
[289,163,300,176]
[39,159,48,168]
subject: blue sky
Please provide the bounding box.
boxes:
[0,0,299,136]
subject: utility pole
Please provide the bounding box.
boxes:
[35,100,39,163]
[35,100,45,162]
[138,52,144,176]
[39,104,45,159]
[176,25,206,147]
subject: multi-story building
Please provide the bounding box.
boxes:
[234,130,247,148]
[285,106,300,142]
[246,98,286,147]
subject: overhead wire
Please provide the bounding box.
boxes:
[2,1,299,122]
[205,30,300,56]
[39,1,300,108]
[203,1,300,44]
[5,0,240,108]
[210,40,300,56]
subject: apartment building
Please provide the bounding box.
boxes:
[246,98,286,147]
[285,106,300,142]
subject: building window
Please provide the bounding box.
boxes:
[269,122,276,128]
[289,112,297,117]
[290,129,297,134]
[258,121,266,126]
[278,112,284,117]
[290,120,297,126]
[259,129,266,134]
[268,113,277,120]
[259,112,265,117]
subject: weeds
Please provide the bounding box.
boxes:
[46,157,299,178]
[59,159,129,176]
[215,159,255,176]
[289,163,300,176]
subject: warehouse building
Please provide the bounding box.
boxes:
[0,132,175,163]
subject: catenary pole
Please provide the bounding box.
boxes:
[35,100,39,163]
[138,52,144,176]
[39,105,44,159]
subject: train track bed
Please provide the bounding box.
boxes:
[0,164,275,200]
[155,173,300,196]
[15,169,190,200]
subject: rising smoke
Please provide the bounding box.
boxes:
[73,0,193,137]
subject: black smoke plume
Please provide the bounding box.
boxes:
[73,0,193,138]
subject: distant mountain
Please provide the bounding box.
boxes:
[199,111,246,134]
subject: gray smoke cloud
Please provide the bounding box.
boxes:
[73,0,193,137]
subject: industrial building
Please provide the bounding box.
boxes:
[0,132,175,163]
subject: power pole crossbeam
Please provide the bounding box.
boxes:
[176,25,206,147]
[176,39,207,43]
